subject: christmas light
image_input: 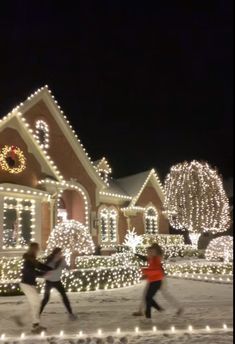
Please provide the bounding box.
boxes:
[205,236,233,262]
[0,324,232,342]
[46,220,95,264]
[3,197,35,249]
[164,161,231,247]
[98,207,118,244]
[0,145,26,174]
[124,228,143,253]
[35,120,49,150]
[144,206,159,234]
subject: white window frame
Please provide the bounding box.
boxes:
[35,120,50,150]
[98,206,118,244]
[144,205,159,234]
[2,197,36,249]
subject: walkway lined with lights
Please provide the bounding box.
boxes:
[0,277,233,343]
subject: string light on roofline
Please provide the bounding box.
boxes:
[16,86,105,184]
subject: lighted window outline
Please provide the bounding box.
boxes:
[3,197,36,249]
[144,206,159,234]
[98,206,118,243]
[35,120,49,150]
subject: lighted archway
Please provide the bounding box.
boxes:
[57,184,90,228]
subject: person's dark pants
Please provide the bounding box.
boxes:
[145,280,163,318]
[40,280,73,315]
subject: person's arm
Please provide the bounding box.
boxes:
[24,260,47,278]
[36,260,53,272]
[61,257,69,269]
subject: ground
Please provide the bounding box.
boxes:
[0,278,233,343]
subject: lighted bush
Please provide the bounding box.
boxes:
[205,236,233,262]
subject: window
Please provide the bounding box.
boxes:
[3,197,35,249]
[144,206,158,234]
[99,207,118,243]
[35,120,49,150]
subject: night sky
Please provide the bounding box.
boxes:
[0,1,233,180]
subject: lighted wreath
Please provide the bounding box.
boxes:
[0,145,26,174]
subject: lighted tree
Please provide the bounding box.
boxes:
[124,228,143,253]
[46,220,95,264]
[164,161,230,247]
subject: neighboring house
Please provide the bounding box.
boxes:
[0,86,168,255]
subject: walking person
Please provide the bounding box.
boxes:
[13,242,53,334]
[142,244,164,320]
[133,244,183,316]
[40,247,77,320]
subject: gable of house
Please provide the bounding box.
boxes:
[12,87,106,207]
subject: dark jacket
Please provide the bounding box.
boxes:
[21,253,52,286]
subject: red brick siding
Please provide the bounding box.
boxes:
[61,189,86,224]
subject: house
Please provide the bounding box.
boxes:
[0,86,169,255]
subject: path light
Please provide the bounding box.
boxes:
[60,330,64,337]
[152,326,157,332]
[188,325,193,332]
[206,325,211,331]
[171,326,175,333]
[116,328,121,334]
[223,324,228,330]
[98,329,102,336]
[135,327,139,333]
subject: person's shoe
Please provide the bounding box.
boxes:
[31,324,47,334]
[69,313,78,321]
[176,307,184,316]
[12,315,24,327]
[132,311,144,317]
[158,307,165,312]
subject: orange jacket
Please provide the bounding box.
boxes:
[142,256,164,282]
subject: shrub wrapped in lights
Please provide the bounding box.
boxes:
[0,253,141,296]
[141,234,184,247]
[46,220,95,264]
[205,236,233,262]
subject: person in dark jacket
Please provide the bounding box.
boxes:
[14,242,52,334]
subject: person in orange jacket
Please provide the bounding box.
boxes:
[142,243,164,319]
[134,244,183,317]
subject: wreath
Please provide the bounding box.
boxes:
[0,145,26,174]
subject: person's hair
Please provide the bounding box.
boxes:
[46,247,63,268]
[24,242,40,261]
[151,243,164,257]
